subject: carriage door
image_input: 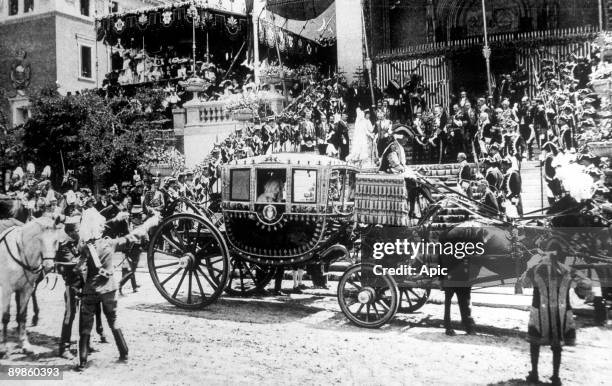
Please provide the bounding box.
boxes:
[328,168,356,215]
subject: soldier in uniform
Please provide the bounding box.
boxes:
[378,128,406,174]
[515,96,536,160]
[457,152,473,198]
[502,156,523,218]
[479,173,500,216]
[75,209,159,370]
[56,217,90,359]
[542,142,563,205]
[484,156,504,193]
[522,239,589,386]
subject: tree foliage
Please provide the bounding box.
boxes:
[18,84,172,188]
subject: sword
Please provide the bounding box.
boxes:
[75,290,81,366]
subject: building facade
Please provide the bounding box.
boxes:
[362,0,608,107]
[0,0,160,127]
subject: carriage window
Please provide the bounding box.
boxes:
[256,169,286,203]
[292,169,317,203]
[230,169,250,201]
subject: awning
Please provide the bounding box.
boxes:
[266,0,334,21]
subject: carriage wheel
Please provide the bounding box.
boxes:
[398,287,430,313]
[147,213,229,309]
[224,256,275,296]
[337,264,399,328]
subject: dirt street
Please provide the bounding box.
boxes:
[1,268,610,386]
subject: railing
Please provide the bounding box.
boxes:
[376,25,600,61]
[197,100,234,124]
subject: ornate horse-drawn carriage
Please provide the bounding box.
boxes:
[146,153,611,328]
[146,153,359,307]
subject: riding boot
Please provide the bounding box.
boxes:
[78,335,89,370]
[112,328,129,360]
[58,342,74,359]
[60,323,72,348]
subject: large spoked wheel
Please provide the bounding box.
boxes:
[147,213,229,309]
[337,263,400,328]
[224,256,275,296]
[398,287,430,313]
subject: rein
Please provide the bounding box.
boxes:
[0,226,45,275]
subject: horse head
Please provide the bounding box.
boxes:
[22,216,67,273]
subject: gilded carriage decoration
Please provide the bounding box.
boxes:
[221,153,358,266]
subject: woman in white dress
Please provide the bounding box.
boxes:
[348,108,374,167]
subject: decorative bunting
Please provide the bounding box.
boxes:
[162,10,173,26]
[114,18,125,33]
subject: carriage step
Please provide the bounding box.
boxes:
[329,261,353,272]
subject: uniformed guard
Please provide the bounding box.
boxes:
[521,239,590,386]
[502,155,523,218]
[75,209,159,370]
[457,152,473,198]
[56,216,83,359]
[484,157,504,193]
[542,142,563,205]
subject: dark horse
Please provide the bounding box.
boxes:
[0,196,44,328]
[431,219,544,334]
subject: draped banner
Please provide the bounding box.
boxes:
[97,4,248,42]
[266,0,334,21]
[259,19,321,56]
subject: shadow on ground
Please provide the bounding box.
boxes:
[130,296,327,324]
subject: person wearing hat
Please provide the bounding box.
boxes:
[484,156,504,193]
[457,152,473,198]
[532,97,548,148]
[478,171,500,216]
[95,189,111,213]
[378,126,406,174]
[542,142,563,205]
[328,113,350,161]
[56,214,109,359]
[520,239,588,386]
[516,96,535,160]
[501,155,522,218]
[143,178,164,216]
[75,209,159,370]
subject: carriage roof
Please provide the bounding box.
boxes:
[225,153,358,170]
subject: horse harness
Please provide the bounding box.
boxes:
[0,226,51,275]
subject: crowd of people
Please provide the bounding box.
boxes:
[201,48,612,222]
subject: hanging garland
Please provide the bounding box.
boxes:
[97,3,248,42]
[388,60,446,73]
[376,32,599,62]
[258,19,323,57]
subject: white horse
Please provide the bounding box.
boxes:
[0,216,65,356]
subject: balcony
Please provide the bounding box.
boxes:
[375,25,600,61]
